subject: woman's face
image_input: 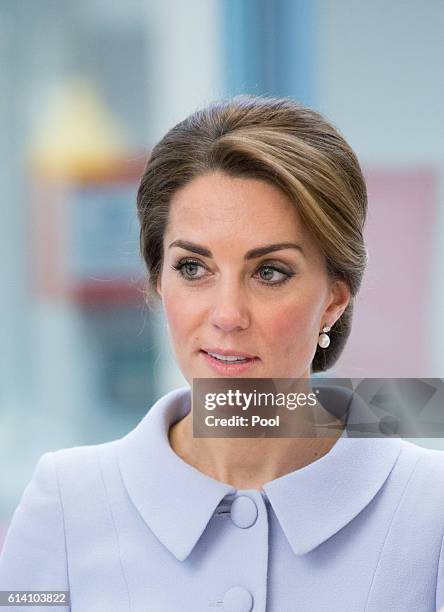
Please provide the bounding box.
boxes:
[157,171,350,383]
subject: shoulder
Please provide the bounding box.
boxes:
[24,438,124,534]
[47,437,123,507]
[398,438,444,478]
[396,439,444,492]
[392,439,444,530]
[14,436,125,525]
[0,450,73,588]
[14,439,120,520]
[51,438,117,473]
[403,444,444,610]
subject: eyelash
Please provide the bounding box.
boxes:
[170,258,295,288]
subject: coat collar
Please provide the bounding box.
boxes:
[117,385,402,561]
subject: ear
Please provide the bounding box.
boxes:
[156,275,162,298]
[322,279,351,326]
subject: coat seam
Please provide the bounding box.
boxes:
[363,451,422,611]
[51,451,72,609]
[435,530,444,611]
[97,445,132,611]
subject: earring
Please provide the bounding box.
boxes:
[318,325,331,349]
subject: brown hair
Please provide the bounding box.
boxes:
[136,95,368,372]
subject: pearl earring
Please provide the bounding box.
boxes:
[318,325,331,349]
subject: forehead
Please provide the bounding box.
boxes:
[166,171,306,239]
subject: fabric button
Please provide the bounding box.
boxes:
[230,495,258,529]
[222,586,254,612]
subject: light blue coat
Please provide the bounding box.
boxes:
[1,386,444,611]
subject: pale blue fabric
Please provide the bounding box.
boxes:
[1,386,444,611]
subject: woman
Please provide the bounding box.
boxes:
[1,95,443,611]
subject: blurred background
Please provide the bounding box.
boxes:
[1,0,443,547]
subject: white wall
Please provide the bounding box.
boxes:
[145,0,224,145]
[317,0,444,370]
[144,0,225,391]
[317,0,444,447]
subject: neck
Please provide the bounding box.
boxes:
[168,411,344,490]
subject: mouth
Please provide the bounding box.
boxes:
[200,349,259,374]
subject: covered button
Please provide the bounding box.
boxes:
[230,495,258,529]
[222,586,254,612]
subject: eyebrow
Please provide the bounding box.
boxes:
[168,239,305,259]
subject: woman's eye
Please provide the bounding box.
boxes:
[256,265,292,287]
[172,259,207,281]
[171,259,294,287]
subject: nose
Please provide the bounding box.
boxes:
[208,279,250,332]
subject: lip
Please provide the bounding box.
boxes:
[201,347,257,358]
[200,349,259,375]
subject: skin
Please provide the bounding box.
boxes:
[156,171,351,490]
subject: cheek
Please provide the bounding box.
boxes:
[162,286,200,340]
[262,297,321,347]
